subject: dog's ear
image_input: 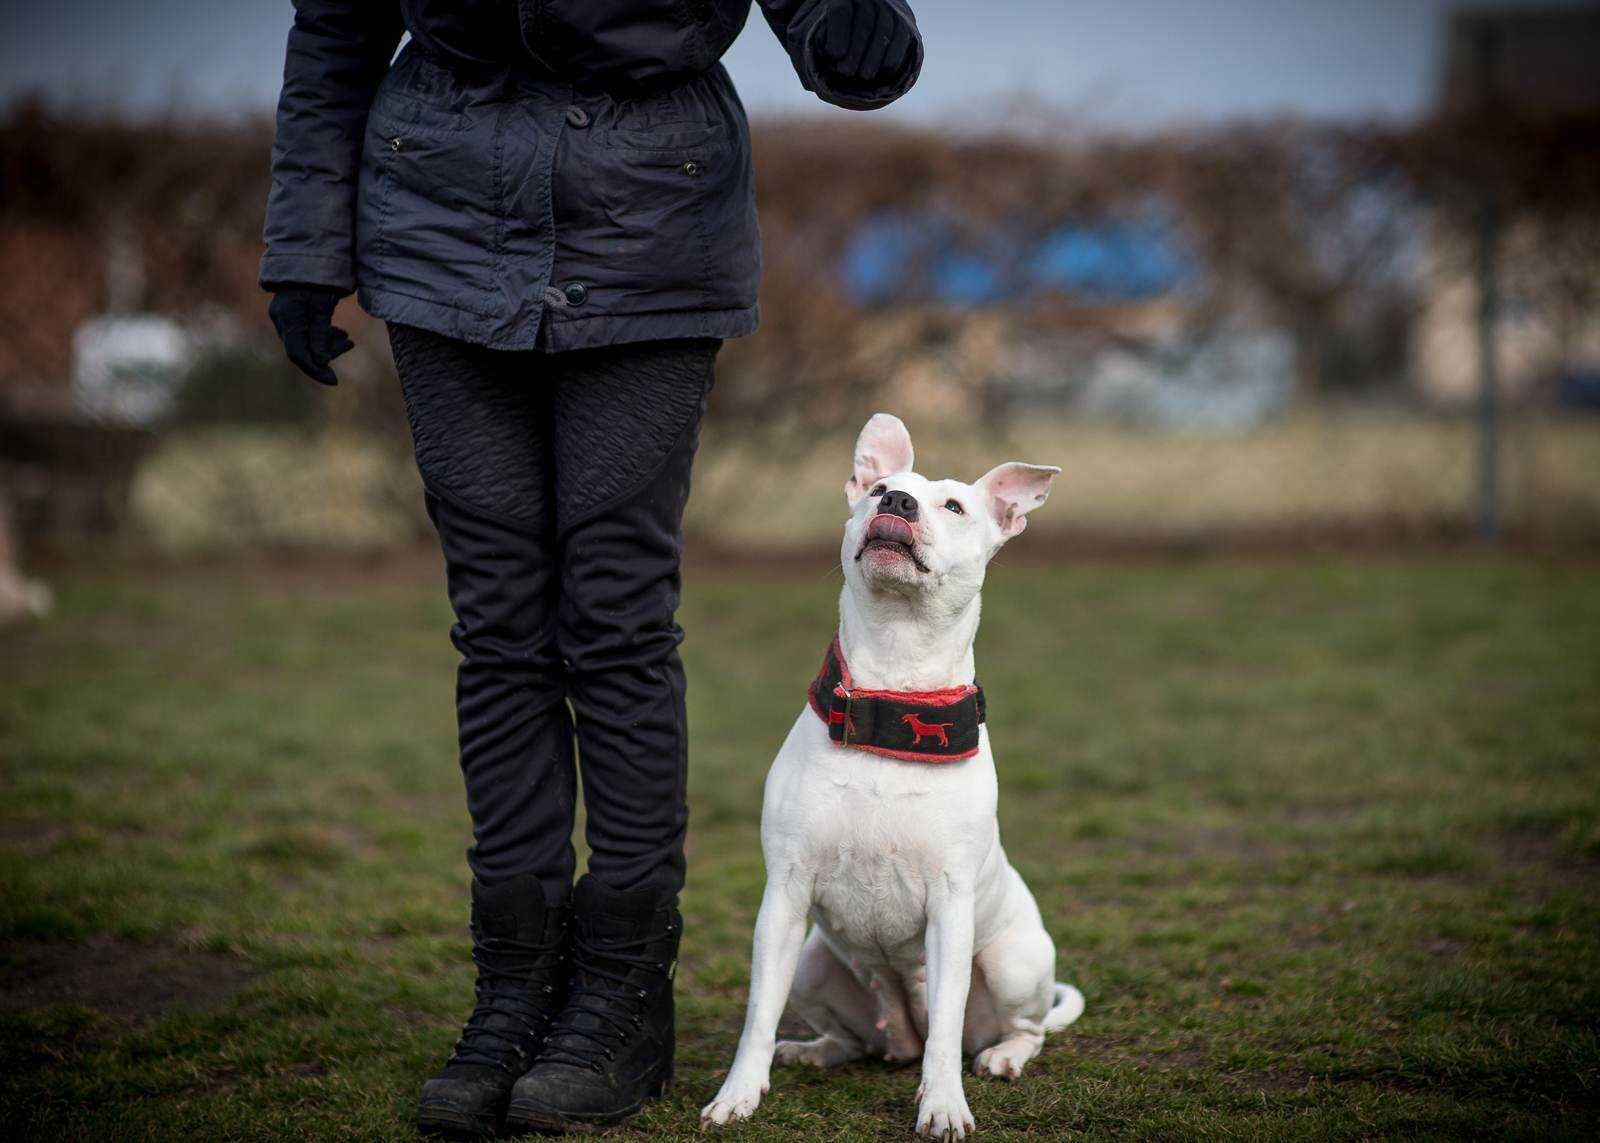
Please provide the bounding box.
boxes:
[976,462,1060,540]
[845,413,915,507]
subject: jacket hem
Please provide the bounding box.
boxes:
[359,286,511,347]
[539,306,758,352]
[361,285,758,352]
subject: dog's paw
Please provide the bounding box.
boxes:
[700,1075,768,1128]
[776,1035,859,1068]
[774,1038,823,1068]
[914,1083,974,1140]
[973,1041,1033,1080]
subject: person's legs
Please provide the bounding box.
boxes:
[507,337,717,1132]
[389,324,577,1136]
[390,323,577,896]
[551,338,716,898]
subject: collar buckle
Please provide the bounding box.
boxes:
[829,684,856,745]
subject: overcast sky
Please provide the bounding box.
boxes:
[1,0,1592,129]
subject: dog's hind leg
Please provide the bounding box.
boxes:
[966,911,1060,1081]
[776,927,883,1068]
[872,968,925,1063]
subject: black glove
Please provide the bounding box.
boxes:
[811,0,916,95]
[267,285,354,386]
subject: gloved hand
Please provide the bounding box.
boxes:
[810,0,916,96]
[267,285,354,386]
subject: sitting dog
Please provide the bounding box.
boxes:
[702,413,1084,1139]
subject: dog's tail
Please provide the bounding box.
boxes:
[1042,982,1085,1033]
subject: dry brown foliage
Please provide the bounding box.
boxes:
[2,99,1595,428]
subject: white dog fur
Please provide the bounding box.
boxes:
[701,413,1083,1139]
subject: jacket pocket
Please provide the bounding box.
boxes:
[562,120,757,314]
[356,88,500,315]
[600,122,726,153]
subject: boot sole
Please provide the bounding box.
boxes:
[418,1104,503,1139]
[503,1072,671,1135]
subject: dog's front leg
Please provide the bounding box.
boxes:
[700,875,808,1128]
[915,880,977,1140]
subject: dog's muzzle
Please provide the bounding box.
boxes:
[857,513,929,572]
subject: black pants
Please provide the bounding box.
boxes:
[389,324,716,900]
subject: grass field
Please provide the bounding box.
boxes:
[2,554,1598,1139]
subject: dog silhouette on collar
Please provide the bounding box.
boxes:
[902,712,955,748]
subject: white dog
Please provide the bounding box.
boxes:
[702,413,1084,1139]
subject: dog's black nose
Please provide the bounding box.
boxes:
[878,489,919,521]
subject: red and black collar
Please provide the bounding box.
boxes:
[806,635,986,763]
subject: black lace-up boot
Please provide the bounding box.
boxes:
[504,874,681,1133]
[418,875,572,1137]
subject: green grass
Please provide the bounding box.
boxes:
[2,555,1598,1139]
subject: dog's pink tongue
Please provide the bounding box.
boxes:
[867,514,916,545]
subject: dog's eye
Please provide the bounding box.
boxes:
[944,499,965,515]
[870,484,887,497]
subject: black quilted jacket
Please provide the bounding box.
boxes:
[260,0,923,351]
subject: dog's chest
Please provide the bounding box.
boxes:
[809,809,940,952]
[776,747,991,956]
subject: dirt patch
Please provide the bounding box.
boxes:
[1158,826,1287,864]
[1220,1067,1312,1093]
[0,936,251,1023]
[1067,1034,1207,1072]
[1284,802,1365,827]
[1501,827,1562,869]
[1072,1036,1311,1092]
[0,819,71,854]
[1055,823,1289,867]
[237,821,376,873]
[0,820,162,857]
[1499,827,1600,891]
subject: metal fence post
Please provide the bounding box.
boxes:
[1476,188,1499,540]
[1474,23,1500,541]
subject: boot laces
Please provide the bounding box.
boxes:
[449,933,562,1071]
[537,927,669,1072]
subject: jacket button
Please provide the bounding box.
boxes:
[390,137,403,152]
[565,106,589,128]
[681,160,701,176]
[563,282,588,306]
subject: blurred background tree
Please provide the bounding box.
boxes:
[1,3,1597,558]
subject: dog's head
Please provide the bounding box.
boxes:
[840,413,1058,607]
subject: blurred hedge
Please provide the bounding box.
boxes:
[3,98,1597,429]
